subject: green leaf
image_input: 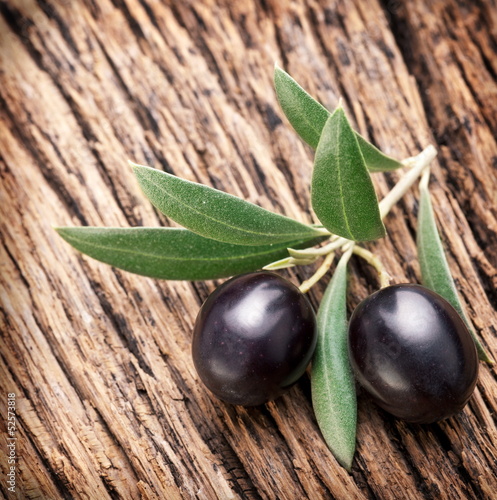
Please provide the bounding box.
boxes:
[262,254,318,270]
[311,108,385,241]
[417,186,493,363]
[56,226,325,281]
[311,250,356,470]
[274,65,402,172]
[354,134,403,173]
[131,162,326,246]
[274,64,330,149]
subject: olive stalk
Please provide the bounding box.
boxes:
[352,246,391,289]
[299,251,336,293]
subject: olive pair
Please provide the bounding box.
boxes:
[192,272,478,423]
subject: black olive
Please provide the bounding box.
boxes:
[192,272,318,406]
[348,284,478,423]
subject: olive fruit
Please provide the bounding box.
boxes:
[348,284,478,423]
[192,271,317,406]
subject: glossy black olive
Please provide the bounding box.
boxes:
[348,284,478,423]
[192,272,317,406]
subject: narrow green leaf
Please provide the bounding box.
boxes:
[274,65,402,172]
[263,254,318,270]
[311,108,385,241]
[274,64,329,149]
[417,186,493,363]
[131,162,326,246]
[262,256,296,270]
[354,134,403,173]
[56,226,325,281]
[311,250,356,470]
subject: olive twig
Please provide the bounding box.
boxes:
[298,242,355,293]
[299,251,336,294]
[289,235,348,259]
[379,145,437,219]
[352,245,391,289]
[269,145,437,283]
[289,145,438,262]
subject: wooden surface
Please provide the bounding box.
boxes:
[1,0,497,498]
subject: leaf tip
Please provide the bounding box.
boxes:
[128,160,151,176]
[54,226,68,236]
[341,456,354,472]
[322,434,356,472]
[263,258,294,270]
[273,64,286,88]
[479,348,495,365]
[54,226,73,244]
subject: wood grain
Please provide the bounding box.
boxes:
[0,0,496,498]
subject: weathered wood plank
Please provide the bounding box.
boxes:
[0,0,496,498]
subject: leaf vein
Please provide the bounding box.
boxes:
[336,114,355,240]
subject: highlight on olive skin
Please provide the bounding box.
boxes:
[347,284,479,423]
[192,272,318,406]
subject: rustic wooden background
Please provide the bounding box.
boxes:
[1,0,496,498]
